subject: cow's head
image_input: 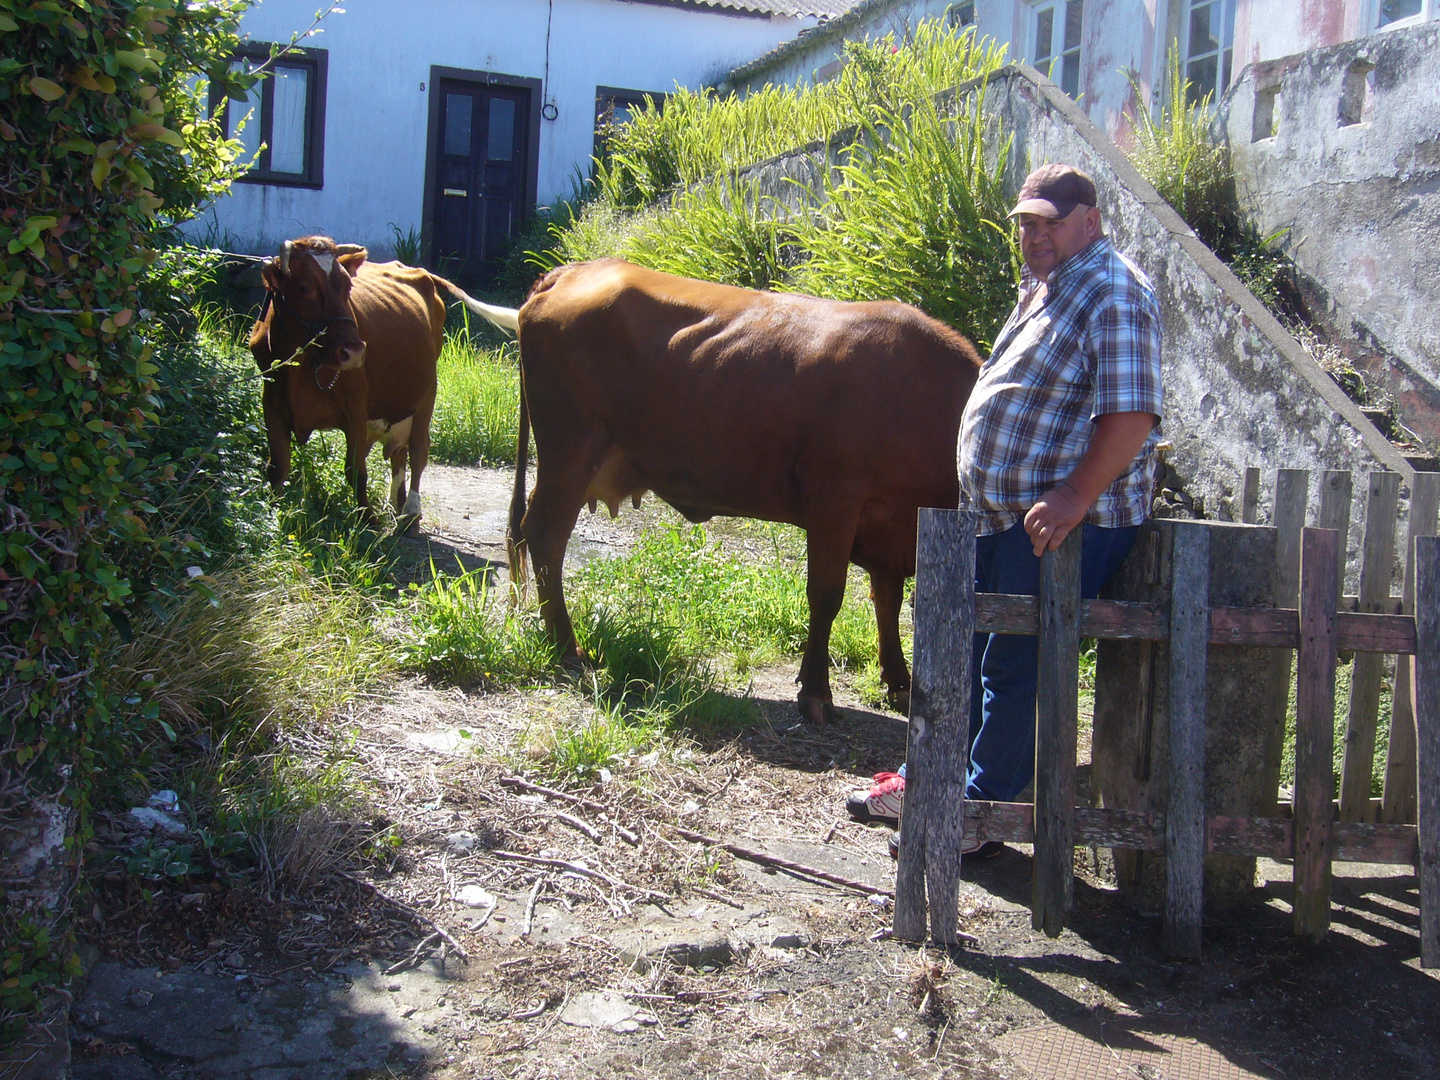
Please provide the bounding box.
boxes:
[260,236,369,390]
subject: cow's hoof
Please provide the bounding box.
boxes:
[886,688,911,716]
[397,514,422,538]
[797,695,837,725]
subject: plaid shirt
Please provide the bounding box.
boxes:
[957,236,1163,535]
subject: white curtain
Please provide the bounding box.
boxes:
[269,64,309,175]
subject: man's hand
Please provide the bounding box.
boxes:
[1023,411,1158,557]
[1024,482,1089,556]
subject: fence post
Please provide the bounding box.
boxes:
[1293,527,1340,942]
[1340,472,1401,821]
[1165,522,1209,958]
[1385,473,1440,824]
[1414,534,1440,968]
[893,508,975,944]
[1032,527,1081,937]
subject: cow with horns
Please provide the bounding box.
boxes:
[250,235,507,533]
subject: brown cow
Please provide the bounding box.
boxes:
[250,235,447,532]
[461,258,982,723]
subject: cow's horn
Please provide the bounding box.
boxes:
[280,239,294,276]
[334,244,366,256]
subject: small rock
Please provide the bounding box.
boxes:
[387,982,403,992]
[125,989,153,1008]
[147,790,180,813]
[454,884,495,909]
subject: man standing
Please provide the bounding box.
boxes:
[847,164,1164,858]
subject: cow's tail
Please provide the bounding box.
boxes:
[506,365,531,597]
[429,275,519,335]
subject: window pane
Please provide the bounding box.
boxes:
[269,63,308,175]
[1380,0,1421,23]
[1221,48,1232,92]
[1061,49,1081,97]
[1063,0,1083,51]
[1186,54,1218,105]
[227,61,261,165]
[1190,2,1220,55]
[487,98,515,161]
[444,93,472,157]
[1034,7,1055,63]
[611,103,633,127]
[1222,0,1235,48]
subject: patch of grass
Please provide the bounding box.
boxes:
[430,332,523,466]
[573,525,878,677]
[400,567,554,687]
[625,178,790,291]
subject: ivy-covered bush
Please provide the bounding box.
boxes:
[0,0,250,1043]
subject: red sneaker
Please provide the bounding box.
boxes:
[845,771,904,827]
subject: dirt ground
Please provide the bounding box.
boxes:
[67,465,1440,1080]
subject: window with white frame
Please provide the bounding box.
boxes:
[1029,1,1083,99]
[1376,0,1439,28]
[1182,0,1236,106]
[211,44,327,187]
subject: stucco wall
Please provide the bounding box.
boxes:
[728,63,1412,568]
[1218,21,1440,446]
[184,0,808,257]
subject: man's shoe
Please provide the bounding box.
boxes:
[845,771,904,826]
[887,830,1004,861]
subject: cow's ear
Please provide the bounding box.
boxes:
[261,259,283,291]
[338,249,368,276]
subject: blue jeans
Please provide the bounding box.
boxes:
[966,521,1139,802]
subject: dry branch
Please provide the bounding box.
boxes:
[671,827,894,898]
[490,850,669,903]
[499,776,641,844]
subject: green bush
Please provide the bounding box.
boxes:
[0,0,251,1041]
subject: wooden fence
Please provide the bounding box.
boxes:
[894,469,1440,965]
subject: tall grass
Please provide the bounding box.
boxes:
[785,87,1016,351]
[430,332,522,465]
[624,178,790,290]
[593,25,1007,210]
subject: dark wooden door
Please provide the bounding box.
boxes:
[432,81,529,281]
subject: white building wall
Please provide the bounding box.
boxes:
[186,0,810,257]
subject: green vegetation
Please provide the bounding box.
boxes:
[1,0,255,1041]
[534,25,1018,351]
[429,332,523,466]
[1125,52,1305,328]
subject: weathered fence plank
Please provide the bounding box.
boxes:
[1385,472,1440,823]
[1318,469,1354,603]
[1241,467,1261,525]
[1032,527,1082,938]
[1340,472,1401,821]
[1165,523,1209,958]
[1414,534,1440,968]
[1265,471,1310,814]
[1293,527,1340,942]
[893,509,974,944]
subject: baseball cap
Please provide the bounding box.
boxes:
[1008,164,1098,219]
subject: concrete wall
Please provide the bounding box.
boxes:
[1219,21,1440,447]
[728,62,1413,568]
[184,0,811,257]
